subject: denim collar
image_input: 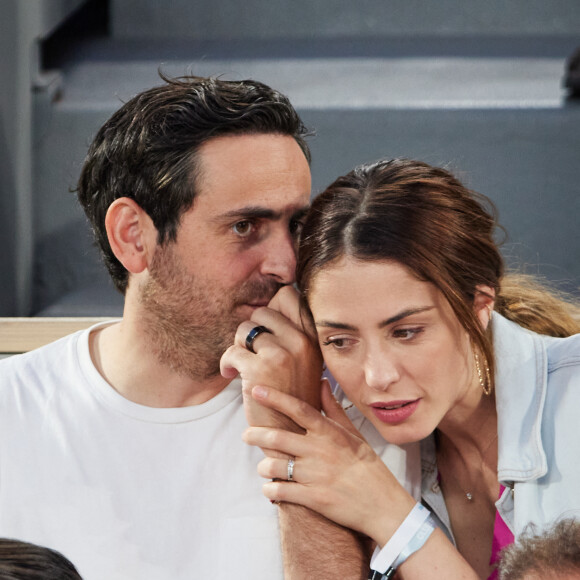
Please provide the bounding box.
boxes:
[492,313,548,482]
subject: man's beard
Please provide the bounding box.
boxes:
[139,244,281,381]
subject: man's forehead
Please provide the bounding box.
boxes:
[192,133,311,213]
[195,133,310,179]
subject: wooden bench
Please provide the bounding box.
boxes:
[0,317,113,356]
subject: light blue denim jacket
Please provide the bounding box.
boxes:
[421,312,580,543]
[339,312,580,545]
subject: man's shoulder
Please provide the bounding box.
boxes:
[1,328,82,364]
[0,330,85,403]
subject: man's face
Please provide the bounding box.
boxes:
[140,133,312,380]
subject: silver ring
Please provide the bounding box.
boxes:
[287,458,295,482]
[245,325,272,354]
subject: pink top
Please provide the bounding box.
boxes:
[488,485,515,579]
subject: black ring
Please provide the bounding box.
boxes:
[245,325,272,354]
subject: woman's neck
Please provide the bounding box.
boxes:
[435,392,500,579]
[437,386,497,459]
[435,391,499,504]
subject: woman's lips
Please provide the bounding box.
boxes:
[370,399,420,424]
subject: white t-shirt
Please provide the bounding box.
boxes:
[0,324,283,579]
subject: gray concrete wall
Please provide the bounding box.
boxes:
[111,0,580,40]
[31,53,580,315]
[303,107,580,297]
[0,0,89,315]
[0,1,19,315]
[0,1,35,315]
[15,0,580,315]
[34,102,580,314]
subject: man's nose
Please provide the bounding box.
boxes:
[259,228,297,285]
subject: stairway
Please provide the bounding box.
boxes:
[5,0,580,315]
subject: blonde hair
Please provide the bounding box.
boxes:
[497,273,580,338]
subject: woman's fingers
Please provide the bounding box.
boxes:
[244,426,308,459]
[251,385,324,433]
[256,456,300,482]
[261,479,311,507]
[320,380,363,438]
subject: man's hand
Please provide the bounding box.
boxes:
[220,286,323,433]
[222,287,373,578]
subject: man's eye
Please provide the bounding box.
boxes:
[290,219,305,237]
[232,220,254,237]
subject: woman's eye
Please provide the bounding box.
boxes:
[232,220,254,237]
[392,327,424,341]
[322,337,351,350]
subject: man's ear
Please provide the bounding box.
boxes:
[105,198,158,274]
[473,285,496,330]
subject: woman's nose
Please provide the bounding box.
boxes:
[363,350,400,391]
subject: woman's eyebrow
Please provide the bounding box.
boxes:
[315,321,358,331]
[378,306,435,328]
[315,306,435,332]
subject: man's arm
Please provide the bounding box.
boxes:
[280,505,371,579]
[221,286,371,578]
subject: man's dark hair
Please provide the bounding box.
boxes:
[0,538,82,579]
[76,74,312,293]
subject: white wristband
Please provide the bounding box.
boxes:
[392,513,436,568]
[370,503,431,574]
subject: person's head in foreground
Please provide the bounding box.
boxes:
[0,539,82,579]
[498,519,580,580]
[296,157,579,445]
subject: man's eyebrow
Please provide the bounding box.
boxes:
[218,206,280,221]
[315,306,435,331]
[217,203,310,223]
[292,206,310,221]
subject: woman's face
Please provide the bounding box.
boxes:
[308,257,478,445]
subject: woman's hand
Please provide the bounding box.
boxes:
[220,286,323,431]
[243,381,416,546]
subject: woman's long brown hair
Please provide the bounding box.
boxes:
[297,158,580,393]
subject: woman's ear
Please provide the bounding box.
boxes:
[105,198,157,274]
[473,285,496,330]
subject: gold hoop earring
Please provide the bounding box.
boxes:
[474,350,492,396]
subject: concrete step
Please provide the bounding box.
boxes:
[110,0,580,40]
[32,39,580,315]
